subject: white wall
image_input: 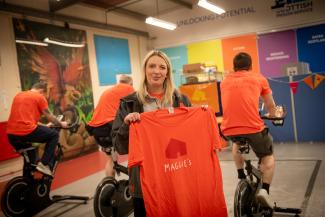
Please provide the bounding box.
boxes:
[148,0,325,48]
[85,26,147,104]
[2,0,325,121]
[0,14,22,122]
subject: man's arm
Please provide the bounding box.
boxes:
[261,93,277,117]
[42,109,68,127]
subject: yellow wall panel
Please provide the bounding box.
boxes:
[187,39,224,71]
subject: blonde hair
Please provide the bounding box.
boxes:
[137,50,176,106]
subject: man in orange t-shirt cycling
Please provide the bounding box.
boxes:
[220,52,283,208]
[86,75,134,177]
[7,82,68,176]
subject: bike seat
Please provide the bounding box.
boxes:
[16,144,36,154]
[14,143,39,165]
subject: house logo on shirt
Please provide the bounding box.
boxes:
[164,138,192,173]
[165,138,187,158]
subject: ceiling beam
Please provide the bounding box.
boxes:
[109,7,146,20]
[49,0,82,12]
[81,0,146,21]
[0,3,149,37]
[168,0,193,9]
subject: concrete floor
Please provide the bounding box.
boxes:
[7,142,325,217]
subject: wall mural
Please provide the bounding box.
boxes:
[13,18,96,159]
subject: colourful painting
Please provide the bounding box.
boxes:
[13,18,96,159]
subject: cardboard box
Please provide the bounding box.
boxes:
[183,63,205,74]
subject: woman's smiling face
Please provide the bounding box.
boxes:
[145,55,168,91]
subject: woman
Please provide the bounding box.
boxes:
[111,50,191,216]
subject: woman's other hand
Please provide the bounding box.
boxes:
[124,112,141,125]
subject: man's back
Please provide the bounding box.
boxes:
[88,83,134,127]
[221,71,271,136]
[7,90,48,135]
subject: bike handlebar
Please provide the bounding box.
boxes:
[50,108,79,131]
[260,105,287,126]
[218,105,287,141]
[261,105,287,120]
[50,120,79,130]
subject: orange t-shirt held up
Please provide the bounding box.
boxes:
[129,107,228,217]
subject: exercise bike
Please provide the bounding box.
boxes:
[1,112,89,217]
[226,106,302,217]
[92,138,133,217]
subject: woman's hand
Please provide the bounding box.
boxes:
[124,112,141,125]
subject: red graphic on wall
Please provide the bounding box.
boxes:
[165,138,187,159]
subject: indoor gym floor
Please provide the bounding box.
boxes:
[0,142,324,217]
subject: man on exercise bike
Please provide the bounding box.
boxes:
[86,75,134,177]
[220,52,284,208]
[6,81,68,176]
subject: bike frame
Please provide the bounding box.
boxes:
[1,111,89,217]
[229,105,301,217]
[93,147,133,217]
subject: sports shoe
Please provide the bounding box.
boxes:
[256,189,273,208]
[36,162,53,176]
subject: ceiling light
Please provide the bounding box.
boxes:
[43,37,85,48]
[198,0,225,15]
[145,17,177,30]
[15,39,48,46]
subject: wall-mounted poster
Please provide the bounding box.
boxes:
[187,39,224,71]
[179,81,222,115]
[297,23,325,73]
[13,18,95,159]
[94,35,131,86]
[258,30,298,78]
[222,34,259,74]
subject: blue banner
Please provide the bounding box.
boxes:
[94,35,131,85]
[297,24,325,73]
[161,46,188,87]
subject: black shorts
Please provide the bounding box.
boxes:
[229,128,273,158]
[86,121,113,148]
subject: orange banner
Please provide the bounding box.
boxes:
[179,82,220,114]
[303,74,314,89]
[314,74,325,89]
[221,34,260,74]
